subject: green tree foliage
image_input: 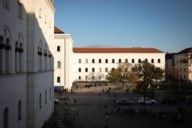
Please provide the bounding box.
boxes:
[106,63,139,83]
[134,60,164,89]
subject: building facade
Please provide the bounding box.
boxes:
[52,27,73,90]
[0,0,54,128]
[174,48,192,81]
[72,48,165,83]
[52,28,166,90]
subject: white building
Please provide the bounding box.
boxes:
[0,0,54,128]
[72,48,165,82]
[52,27,73,90]
[53,28,165,90]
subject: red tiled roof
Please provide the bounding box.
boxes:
[73,47,164,53]
[54,26,64,34]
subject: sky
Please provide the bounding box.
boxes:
[55,0,192,53]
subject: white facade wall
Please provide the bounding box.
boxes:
[0,0,54,128]
[26,0,54,128]
[0,0,27,128]
[52,34,73,90]
[72,52,165,84]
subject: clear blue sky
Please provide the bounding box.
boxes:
[55,0,192,53]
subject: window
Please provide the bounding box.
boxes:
[18,100,22,120]
[145,59,148,62]
[78,68,81,72]
[92,76,94,80]
[57,77,60,83]
[99,68,102,72]
[39,93,42,109]
[92,68,95,72]
[158,59,161,63]
[3,107,9,128]
[85,68,88,72]
[78,59,81,63]
[17,0,23,19]
[49,87,51,100]
[78,76,81,80]
[99,59,102,63]
[125,59,128,63]
[45,90,47,104]
[138,59,141,63]
[57,46,60,52]
[2,0,10,10]
[92,59,95,63]
[0,36,4,73]
[105,68,108,72]
[57,61,61,68]
[151,59,154,63]
[112,59,115,63]
[118,59,121,63]
[85,59,88,63]
[132,59,134,63]
[105,59,108,63]
[99,76,101,80]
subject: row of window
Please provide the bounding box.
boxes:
[0,26,24,74]
[2,0,23,20]
[78,67,110,73]
[78,58,161,64]
[39,88,52,109]
[2,100,22,128]
[37,41,52,71]
[78,75,106,81]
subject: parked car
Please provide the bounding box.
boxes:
[54,98,59,104]
[161,96,178,104]
[115,98,135,105]
[137,97,157,105]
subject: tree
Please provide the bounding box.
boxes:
[106,63,139,84]
[106,68,122,83]
[134,60,164,89]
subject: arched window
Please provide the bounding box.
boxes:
[19,43,23,72]
[3,107,9,128]
[99,59,102,63]
[0,36,4,73]
[57,61,61,68]
[78,59,81,63]
[125,59,128,63]
[92,68,95,72]
[85,68,88,72]
[158,59,161,63]
[5,38,10,73]
[105,68,108,72]
[132,59,135,63]
[105,59,108,63]
[39,93,42,109]
[112,59,115,63]
[78,68,81,72]
[57,77,60,83]
[18,100,22,120]
[92,59,95,63]
[138,59,141,63]
[118,59,121,63]
[45,90,47,104]
[151,59,154,63]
